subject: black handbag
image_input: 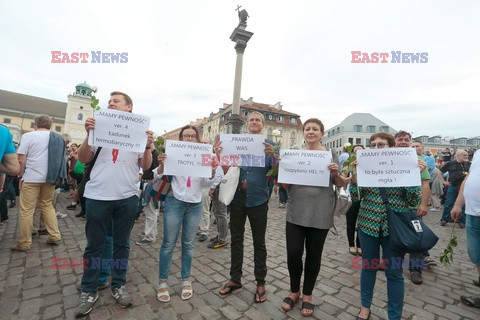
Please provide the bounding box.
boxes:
[379,188,439,254]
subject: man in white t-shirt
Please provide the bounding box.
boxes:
[452,149,480,308]
[74,91,154,317]
[11,115,62,251]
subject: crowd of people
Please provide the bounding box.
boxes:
[1,92,479,319]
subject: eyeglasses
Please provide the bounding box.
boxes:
[370,142,387,148]
[182,134,196,139]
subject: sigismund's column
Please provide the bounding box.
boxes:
[227,7,253,134]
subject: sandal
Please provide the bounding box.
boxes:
[349,247,358,256]
[254,286,267,303]
[181,280,193,300]
[301,301,315,317]
[281,294,299,312]
[219,281,242,295]
[156,282,170,302]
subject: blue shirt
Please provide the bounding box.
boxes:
[231,139,275,208]
[0,126,16,163]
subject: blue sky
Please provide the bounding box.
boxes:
[0,0,478,138]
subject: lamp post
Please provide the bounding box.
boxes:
[226,6,253,134]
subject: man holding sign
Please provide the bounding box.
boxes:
[217,111,275,303]
[75,91,154,317]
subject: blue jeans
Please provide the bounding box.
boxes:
[441,186,466,224]
[466,215,480,266]
[81,196,137,292]
[159,193,202,280]
[279,185,288,204]
[358,230,405,320]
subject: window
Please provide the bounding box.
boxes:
[356,138,362,145]
[242,110,249,117]
[365,138,370,147]
[336,127,340,134]
[367,125,375,133]
[55,126,61,132]
[354,125,362,132]
[266,114,274,121]
[290,117,297,125]
[290,131,296,141]
[31,122,35,128]
[4,118,11,123]
[276,115,284,122]
[77,113,83,121]
[348,137,353,144]
[380,126,389,132]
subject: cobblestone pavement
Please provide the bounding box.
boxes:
[1,191,479,319]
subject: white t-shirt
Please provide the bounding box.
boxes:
[464,150,480,216]
[17,130,50,183]
[84,146,143,200]
[153,168,213,203]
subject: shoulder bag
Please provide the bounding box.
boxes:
[379,188,438,254]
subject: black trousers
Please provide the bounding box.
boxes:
[286,221,328,295]
[346,200,361,248]
[229,191,268,286]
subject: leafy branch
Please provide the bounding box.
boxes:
[90,92,100,111]
[439,221,458,267]
[341,144,360,198]
[155,136,165,154]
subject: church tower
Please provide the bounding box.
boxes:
[64,82,95,144]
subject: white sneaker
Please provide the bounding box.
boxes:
[57,212,67,218]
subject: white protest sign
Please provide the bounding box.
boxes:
[220,134,266,167]
[88,109,150,153]
[356,148,421,187]
[163,140,213,178]
[278,149,332,187]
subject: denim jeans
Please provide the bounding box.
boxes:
[159,193,202,280]
[358,230,405,320]
[441,185,466,224]
[279,185,288,204]
[81,196,137,292]
[466,215,480,265]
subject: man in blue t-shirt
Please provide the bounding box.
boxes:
[0,125,19,176]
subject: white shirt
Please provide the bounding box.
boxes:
[153,168,212,203]
[18,130,50,183]
[464,150,480,216]
[84,146,143,200]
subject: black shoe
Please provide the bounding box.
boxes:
[67,204,77,210]
[9,200,16,208]
[75,211,85,217]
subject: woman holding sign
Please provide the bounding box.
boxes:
[352,132,421,320]
[154,125,218,303]
[280,118,346,317]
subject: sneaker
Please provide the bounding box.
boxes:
[278,203,286,208]
[11,244,29,252]
[426,257,437,267]
[208,241,227,249]
[209,235,218,242]
[111,285,132,308]
[75,211,85,217]
[199,234,207,242]
[74,291,98,317]
[410,271,423,285]
[460,294,480,308]
[56,212,67,218]
[136,238,154,245]
[440,220,447,226]
[429,208,439,212]
[9,200,16,208]
[67,204,77,210]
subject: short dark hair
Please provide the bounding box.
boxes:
[179,125,200,142]
[110,91,133,107]
[303,118,324,133]
[370,132,395,147]
[394,130,411,139]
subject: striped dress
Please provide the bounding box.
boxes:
[350,185,421,237]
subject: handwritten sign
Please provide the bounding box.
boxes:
[88,109,150,153]
[220,134,266,167]
[163,140,213,178]
[356,148,421,187]
[278,149,332,187]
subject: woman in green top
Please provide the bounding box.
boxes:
[353,132,421,320]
